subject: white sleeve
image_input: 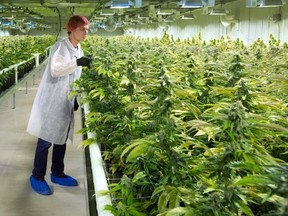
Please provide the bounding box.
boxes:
[50,44,79,77]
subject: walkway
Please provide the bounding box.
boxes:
[0,62,88,216]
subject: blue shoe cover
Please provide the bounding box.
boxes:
[50,174,78,186]
[30,175,52,195]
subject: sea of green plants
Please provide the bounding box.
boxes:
[0,35,54,93]
[0,32,286,215]
[77,34,287,216]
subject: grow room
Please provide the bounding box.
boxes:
[0,0,287,215]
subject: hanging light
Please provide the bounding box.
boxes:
[246,0,285,7]
[208,9,229,15]
[110,0,133,8]
[179,0,203,8]
[258,0,284,7]
[157,9,174,15]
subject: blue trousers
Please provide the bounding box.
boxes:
[32,138,66,180]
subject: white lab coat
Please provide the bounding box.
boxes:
[27,38,83,145]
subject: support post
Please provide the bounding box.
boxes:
[15,66,18,85]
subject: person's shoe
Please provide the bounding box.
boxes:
[30,175,52,195]
[50,174,78,186]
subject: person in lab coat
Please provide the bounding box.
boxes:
[27,15,92,195]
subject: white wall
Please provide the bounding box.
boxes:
[128,0,288,44]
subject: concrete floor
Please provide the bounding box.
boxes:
[0,64,88,216]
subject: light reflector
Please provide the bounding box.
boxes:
[110,0,133,8]
[246,0,284,7]
[209,9,229,15]
[258,0,284,7]
[157,9,174,15]
[179,0,203,8]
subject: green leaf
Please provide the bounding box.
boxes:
[158,190,169,212]
[121,135,154,159]
[79,138,95,147]
[68,90,78,100]
[233,200,254,216]
[132,171,146,183]
[166,207,189,216]
[255,123,288,133]
[126,144,148,162]
[152,186,165,198]
[168,188,179,208]
[233,175,275,186]
[127,208,147,216]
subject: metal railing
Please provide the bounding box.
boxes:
[0,49,49,108]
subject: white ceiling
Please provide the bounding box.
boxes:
[0,0,237,28]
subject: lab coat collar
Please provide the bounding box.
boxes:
[64,37,81,53]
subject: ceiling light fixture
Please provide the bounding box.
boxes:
[179,0,215,8]
[179,0,203,8]
[208,8,229,15]
[110,0,133,8]
[157,9,174,15]
[246,0,285,7]
[258,0,284,7]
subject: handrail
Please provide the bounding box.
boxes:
[0,46,50,76]
[0,56,34,76]
[83,102,113,216]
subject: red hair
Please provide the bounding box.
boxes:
[66,15,90,33]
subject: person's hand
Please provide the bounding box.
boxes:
[76,56,93,69]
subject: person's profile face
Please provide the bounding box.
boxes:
[72,24,89,41]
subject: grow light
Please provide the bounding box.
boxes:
[179,0,215,8]
[157,9,174,15]
[110,0,133,8]
[258,0,284,7]
[208,8,229,15]
[246,0,285,7]
[179,0,203,8]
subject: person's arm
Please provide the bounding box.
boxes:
[50,44,78,77]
